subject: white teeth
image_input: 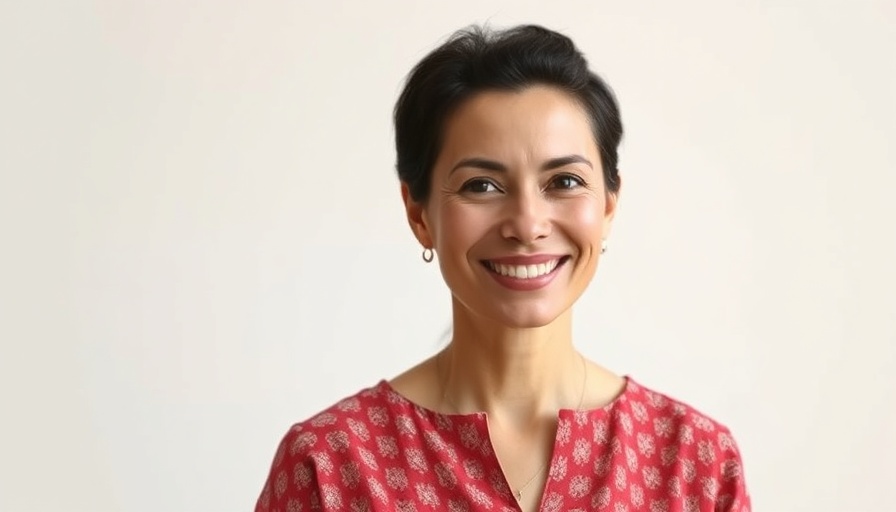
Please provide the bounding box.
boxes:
[487,259,560,279]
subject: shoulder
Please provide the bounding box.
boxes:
[256,382,398,511]
[275,382,397,461]
[622,378,745,461]
[624,378,738,437]
[618,378,751,510]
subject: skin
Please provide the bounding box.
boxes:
[391,85,625,511]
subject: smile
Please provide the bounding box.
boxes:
[480,256,570,291]
[484,259,562,279]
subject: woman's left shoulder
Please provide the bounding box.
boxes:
[622,377,743,441]
[619,378,750,509]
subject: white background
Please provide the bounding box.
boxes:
[2,1,894,511]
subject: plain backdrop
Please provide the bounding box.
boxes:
[1,1,895,511]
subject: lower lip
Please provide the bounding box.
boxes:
[483,259,566,291]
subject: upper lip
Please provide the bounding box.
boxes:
[483,254,567,265]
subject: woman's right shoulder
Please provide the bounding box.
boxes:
[271,381,403,460]
[255,382,402,510]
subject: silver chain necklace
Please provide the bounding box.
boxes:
[437,351,588,502]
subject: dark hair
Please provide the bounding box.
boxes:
[394,24,623,203]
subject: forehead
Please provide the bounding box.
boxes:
[438,85,598,162]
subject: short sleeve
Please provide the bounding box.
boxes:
[255,427,321,512]
[714,428,751,512]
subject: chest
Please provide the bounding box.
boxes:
[315,413,707,511]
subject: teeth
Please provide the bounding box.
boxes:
[488,259,560,279]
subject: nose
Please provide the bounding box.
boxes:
[500,188,552,244]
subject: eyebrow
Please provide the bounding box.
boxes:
[449,154,593,174]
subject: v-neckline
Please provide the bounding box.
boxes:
[377,377,633,510]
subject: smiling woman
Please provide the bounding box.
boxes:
[409,86,613,329]
[255,25,750,512]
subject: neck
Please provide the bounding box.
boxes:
[439,302,585,426]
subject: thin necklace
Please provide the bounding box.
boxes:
[437,351,588,502]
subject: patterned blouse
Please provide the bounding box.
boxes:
[255,377,750,511]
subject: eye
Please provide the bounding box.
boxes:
[460,178,501,194]
[549,174,585,190]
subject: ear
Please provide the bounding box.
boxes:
[401,182,434,249]
[602,175,621,236]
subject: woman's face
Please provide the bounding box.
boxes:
[403,85,619,328]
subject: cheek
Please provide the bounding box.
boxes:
[434,202,491,252]
[560,196,606,241]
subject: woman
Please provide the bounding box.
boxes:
[256,24,750,512]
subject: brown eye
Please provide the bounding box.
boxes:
[461,179,500,193]
[550,174,585,190]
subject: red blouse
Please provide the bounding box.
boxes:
[255,377,750,511]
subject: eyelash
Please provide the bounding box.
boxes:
[460,179,501,193]
[459,174,586,194]
[549,174,586,190]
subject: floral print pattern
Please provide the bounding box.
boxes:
[256,378,749,511]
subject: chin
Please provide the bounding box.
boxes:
[489,305,567,329]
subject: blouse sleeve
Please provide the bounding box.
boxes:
[715,428,751,512]
[254,428,321,512]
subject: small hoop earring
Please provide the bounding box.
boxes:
[422,247,434,262]
[600,239,608,254]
